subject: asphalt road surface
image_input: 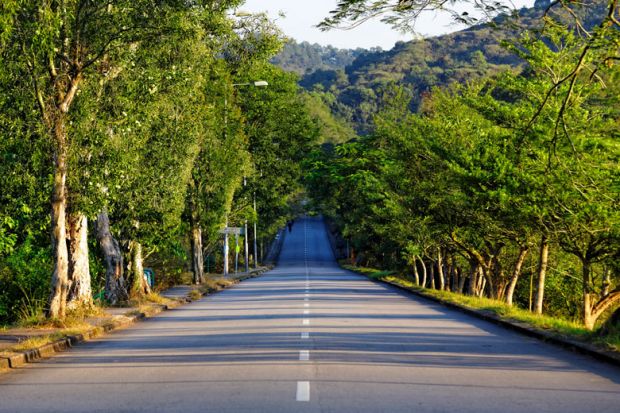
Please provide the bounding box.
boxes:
[1,216,619,412]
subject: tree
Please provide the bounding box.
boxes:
[1,0,244,317]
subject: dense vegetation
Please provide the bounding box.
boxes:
[288,1,611,134]
[0,2,319,324]
[306,2,620,331]
[271,40,370,75]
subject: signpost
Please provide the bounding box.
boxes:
[219,227,244,275]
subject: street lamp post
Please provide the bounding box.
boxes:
[243,177,249,273]
[253,193,258,269]
[221,80,268,276]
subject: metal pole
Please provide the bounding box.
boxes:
[235,233,239,273]
[244,220,249,273]
[223,217,229,276]
[223,95,229,276]
[253,193,258,269]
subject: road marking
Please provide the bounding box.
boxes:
[296,381,310,402]
[304,310,310,314]
[304,293,310,297]
[299,350,310,361]
[304,303,310,307]
[301,332,309,339]
[302,319,310,325]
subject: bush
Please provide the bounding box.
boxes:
[0,235,52,325]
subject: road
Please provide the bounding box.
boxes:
[1,216,619,412]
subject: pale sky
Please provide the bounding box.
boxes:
[241,0,535,50]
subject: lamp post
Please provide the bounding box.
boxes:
[253,192,258,269]
[222,80,268,276]
[243,177,249,273]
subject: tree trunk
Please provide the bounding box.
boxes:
[189,179,204,284]
[412,256,420,286]
[67,213,92,310]
[47,117,70,319]
[585,288,620,331]
[420,258,427,287]
[534,235,549,315]
[505,246,529,307]
[429,261,435,289]
[457,267,466,294]
[437,249,445,291]
[191,226,204,285]
[467,263,479,296]
[581,259,620,330]
[128,240,150,298]
[96,211,127,305]
[482,260,498,299]
[478,273,486,297]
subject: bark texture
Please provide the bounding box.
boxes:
[47,116,69,319]
[534,235,549,315]
[67,213,92,309]
[583,262,620,330]
[96,211,127,305]
[192,226,204,285]
[505,246,529,307]
[128,240,150,298]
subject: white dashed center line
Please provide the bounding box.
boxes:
[296,381,310,402]
[299,350,310,361]
[302,319,310,325]
[301,332,309,339]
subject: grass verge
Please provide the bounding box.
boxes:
[342,264,620,352]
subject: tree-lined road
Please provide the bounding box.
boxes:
[1,216,619,412]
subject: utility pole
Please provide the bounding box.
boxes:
[253,193,258,269]
[223,217,229,276]
[244,220,249,273]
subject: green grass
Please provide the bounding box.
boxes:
[343,264,619,352]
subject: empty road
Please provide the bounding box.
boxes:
[1,216,619,412]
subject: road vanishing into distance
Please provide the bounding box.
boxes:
[1,216,619,412]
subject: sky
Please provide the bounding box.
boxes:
[241,0,534,50]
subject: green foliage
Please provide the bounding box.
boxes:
[0,236,52,324]
[272,40,368,75]
[0,3,318,321]
[308,18,620,327]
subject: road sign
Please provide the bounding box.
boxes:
[219,227,244,235]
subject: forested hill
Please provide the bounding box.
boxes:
[275,1,608,135]
[271,40,370,75]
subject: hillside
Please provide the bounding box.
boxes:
[271,40,370,75]
[274,1,607,134]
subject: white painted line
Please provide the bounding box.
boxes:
[304,303,310,307]
[299,350,310,361]
[302,319,310,325]
[296,381,310,402]
[304,293,310,297]
[304,310,310,314]
[301,332,310,339]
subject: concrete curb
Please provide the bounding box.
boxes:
[368,275,620,367]
[0,267,270,372]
